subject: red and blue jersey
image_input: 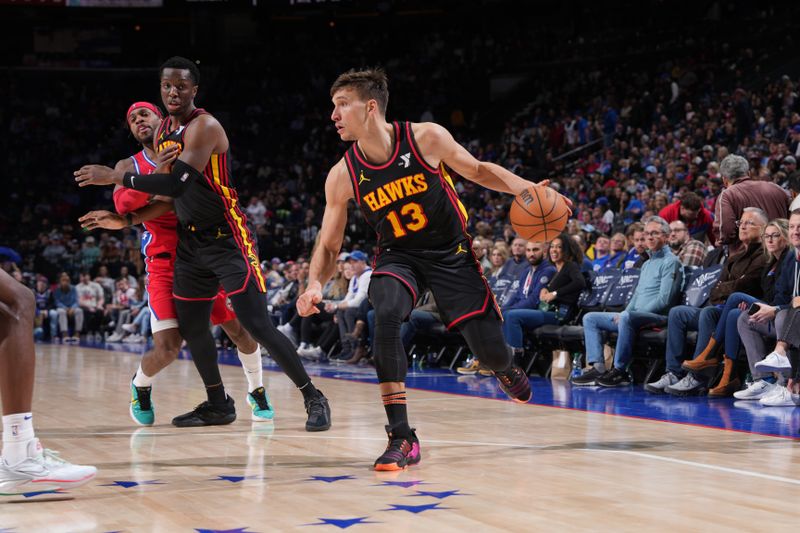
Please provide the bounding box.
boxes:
[113,149,179,259]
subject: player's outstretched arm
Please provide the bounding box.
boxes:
[79,201,174,231]
[415,122,571,207]
[74,116,220,196]
[297,160,353,317]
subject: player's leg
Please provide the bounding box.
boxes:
[218,313,274,422]
[129,326,182,426]
[227,283,329,430]
[0,269,96,494]
[457,311,532,403]
[129,262,183,426]
[172,297,237,427]
[369,275,421,471]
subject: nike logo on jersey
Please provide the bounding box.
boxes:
[358,171,370,185]
[399,153,411,168]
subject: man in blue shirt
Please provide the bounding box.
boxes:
[48,272,83,343]
[573,217,683,387]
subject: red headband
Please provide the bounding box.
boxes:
[125,101,162,122]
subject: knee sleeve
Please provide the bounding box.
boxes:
[457,311,511,372]
[370,276,414,383]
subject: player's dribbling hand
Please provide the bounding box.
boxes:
[74,165,118,187]
[297,286,323,317]
[534,178,574,216]
[79,210,126,231]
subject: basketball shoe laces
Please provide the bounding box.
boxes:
[383,433,413,462]
[134,386,152,411]
[497,367,523,392]
[251,387,271,410]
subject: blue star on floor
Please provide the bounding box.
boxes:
[100,480,166,488]
[195,528,257,533]
[408,489,469,499]
[381,503,450,514]
[305,475,356,483]
[210,475,265,483]
[0,528,16,532]
[19,489,65,498]
[304,517,378,529]
[374,480,429,488]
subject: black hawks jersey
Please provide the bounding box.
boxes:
[155,108,236,231]
[344,121,469,252]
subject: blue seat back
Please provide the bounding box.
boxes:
[603,268,641,308]
[682,264,723,307]
[581,268,622,308]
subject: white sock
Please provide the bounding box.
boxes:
[238,346,263,392]
[2,413,35,465]
[593,361,606,373]
[133,364,154,388]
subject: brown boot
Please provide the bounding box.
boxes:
[708,357,740,397]
[345,345,367,364]
[682,337,719,372]
[347,320,366,340]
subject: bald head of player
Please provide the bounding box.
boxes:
[159,56,200,119]
[329,68,389,142]
[126,102,162,147]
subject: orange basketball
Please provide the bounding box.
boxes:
[509,185,569,242]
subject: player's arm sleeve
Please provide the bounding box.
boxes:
[121,159,198,197]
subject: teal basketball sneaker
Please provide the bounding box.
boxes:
[247,387,275,421]
[130,379,154,426]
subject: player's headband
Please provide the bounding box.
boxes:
[125,101,163,123]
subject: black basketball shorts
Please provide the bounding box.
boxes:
[173,225,266,301]
[369,241,501,329]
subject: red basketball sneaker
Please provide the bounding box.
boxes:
[495,365,532,403]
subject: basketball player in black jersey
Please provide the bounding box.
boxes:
[298,68,569,470]
[75,56,331,431]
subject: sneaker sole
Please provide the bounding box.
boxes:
[172,414,236,427]
[753,364,792,373]
[305,421,331,432]
[0,471,98,495]
[644,384,668,394]
[597,381,630,388]
[666,387,706,397]
[129,403,154,426]
[570,380,597,387]
[374,452,421,472]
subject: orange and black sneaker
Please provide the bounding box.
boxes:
[495,365,532,403]
[373,426,421,471]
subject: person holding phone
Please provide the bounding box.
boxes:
[736,210,800,404]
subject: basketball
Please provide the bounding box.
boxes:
[509,185,569,242]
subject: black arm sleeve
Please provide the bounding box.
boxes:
[121,159,199,197]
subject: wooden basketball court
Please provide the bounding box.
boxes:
[1,344,798,532]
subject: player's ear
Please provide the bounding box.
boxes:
[192,85,198,98]
[367,99,378,115]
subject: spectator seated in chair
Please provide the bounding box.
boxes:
[572,216,683,388]
[651,208,769,396]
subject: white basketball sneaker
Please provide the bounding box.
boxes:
[0,439,97,495]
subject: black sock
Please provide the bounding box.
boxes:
[299,381,319,401]
[382,391,411,436]
[206,383,227,405]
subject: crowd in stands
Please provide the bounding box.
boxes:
[1,3,799,405]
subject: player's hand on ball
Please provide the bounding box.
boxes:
[535,179,573,214]
[297,287,323,317]
[74,165,117,187]
[79,210,126,231]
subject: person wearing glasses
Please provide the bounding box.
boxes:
[648,208,769,396]
[572,216,684,387]
[667,220,707,267]
[713,154,790,255]
[735,211,800,405]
